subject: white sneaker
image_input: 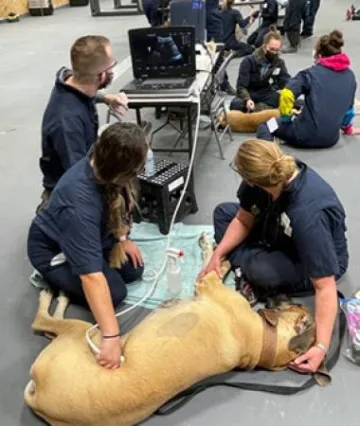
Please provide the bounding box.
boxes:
[30,270,48,289]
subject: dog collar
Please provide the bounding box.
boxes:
[258,317,278,369]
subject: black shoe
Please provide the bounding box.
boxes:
[300,33,313,39]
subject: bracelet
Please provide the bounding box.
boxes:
[103,333,120,340]
[315,342,328,355]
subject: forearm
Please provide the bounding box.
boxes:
[81,272,119,336]
[95,92,107,104]
[237,85,251,101]
[314,278,338,349]
[215,216,251,259]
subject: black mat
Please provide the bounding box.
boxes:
[117,294,345,415]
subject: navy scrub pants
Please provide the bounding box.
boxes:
[213,202,313,295]
[27,223,144,308]
[230,88,280,112]
[301,0,320,36]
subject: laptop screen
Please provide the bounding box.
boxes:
[128,26,196,79]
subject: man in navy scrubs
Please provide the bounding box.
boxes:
[37,35,128,212]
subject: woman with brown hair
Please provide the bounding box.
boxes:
[257,29,359,147]
[27,122,147,369]
[200,139,348,373]
[230,27,291,112]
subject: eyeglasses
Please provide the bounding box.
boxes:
[98,60,118,75]
[229,160,239,174]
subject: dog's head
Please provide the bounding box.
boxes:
[257,295,331,386]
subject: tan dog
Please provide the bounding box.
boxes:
[25,235,324,426]
[218,108,280,133]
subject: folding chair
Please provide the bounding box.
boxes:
[205,49,237,159]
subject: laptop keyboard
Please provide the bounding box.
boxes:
[136,78,189,90]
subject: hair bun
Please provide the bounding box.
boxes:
[329,30,344,49]
[269,155,295,186]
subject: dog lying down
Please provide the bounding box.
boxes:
[218,108,280,133]
[25,235,330,426]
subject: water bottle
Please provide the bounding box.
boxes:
[145,146,155,177]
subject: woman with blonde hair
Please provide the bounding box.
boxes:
[27,122,147,370]
[200,139,348,373]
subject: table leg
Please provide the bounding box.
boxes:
[135,108,142,125]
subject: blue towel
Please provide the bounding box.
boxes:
[127,222,235,309]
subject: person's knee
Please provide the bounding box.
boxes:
[128,264,144,283]
[111,284,128,308]
[229,97,245,111]
[213,203,238,243]
[243,259,280,292]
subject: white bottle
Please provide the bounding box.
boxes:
[166,249,184,296]
[145,145,155,177]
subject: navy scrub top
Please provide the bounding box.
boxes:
[34,156,117,276]
[237,160,348,279]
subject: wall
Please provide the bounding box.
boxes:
[0,0,69,18]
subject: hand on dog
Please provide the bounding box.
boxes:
[123,240,143,268]
[246,99,255,111]
[290,346,325,373]
[97,338,122,370]
[198,254,222,280]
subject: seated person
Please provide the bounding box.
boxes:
[200,138,348,373]
[143,0,169,27]
[28,122,147,370]
[37,35,128,212]
[230,27,290,112]
[221,0,257,55]
[247,0,279,48]
[257,30,360,148]
[346,4,360,20]
[206,0,223,42]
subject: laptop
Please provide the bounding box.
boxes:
[121,26,197,98]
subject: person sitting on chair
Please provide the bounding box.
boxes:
[247,0,279,48]
[37,35,128,213]
[28,122,147,370]
[199,138,348,374]
[257,30,360,148]
[230,27,291,112]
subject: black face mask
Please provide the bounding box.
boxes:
[265,51,278,62]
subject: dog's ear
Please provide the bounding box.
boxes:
[314,362,332,387]
[288,322,316,354]
[258,308,280,327]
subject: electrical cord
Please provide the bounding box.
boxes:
[86,83,203,356]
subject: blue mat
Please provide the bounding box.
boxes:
[128,222,235,309]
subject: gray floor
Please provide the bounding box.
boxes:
[1,1,360,425]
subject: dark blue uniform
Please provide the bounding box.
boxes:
[257,53,357,148]
[28,155,143,307]
[230,48,290,111]
[40,67,98,191]
[214,160,348,294]
[248,0,279,47]
[206,0,223,42]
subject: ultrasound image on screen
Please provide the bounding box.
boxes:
[131,31,193,77]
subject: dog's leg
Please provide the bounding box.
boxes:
[32,289,88,339]
[198,233,231,279]
[53,292,70,319]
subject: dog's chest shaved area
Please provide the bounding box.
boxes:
[156,312,199,338]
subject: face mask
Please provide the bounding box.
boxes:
[98,71,114,90]
[265,51,277,62]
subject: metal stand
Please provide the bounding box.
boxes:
[90,0,142,17]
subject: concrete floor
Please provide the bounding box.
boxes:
[1,1,360,425]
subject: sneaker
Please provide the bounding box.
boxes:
[281,45,298,54]
[30,270,49,289]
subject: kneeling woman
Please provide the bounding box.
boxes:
[201,139,348,373]
[28,122,147,369]
[230,28,291,112]
[257,30,359,148]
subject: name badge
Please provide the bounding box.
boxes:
[272,67,281,76]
